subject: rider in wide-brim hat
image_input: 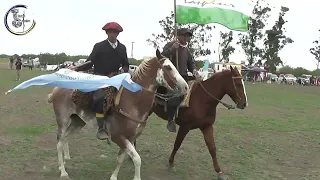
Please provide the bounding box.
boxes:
[161,27,198,133]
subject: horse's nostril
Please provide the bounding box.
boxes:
[184,86,188,91]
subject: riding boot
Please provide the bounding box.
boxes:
[166,95,185,133]
[96,114,109,140]
[166,106,177,132]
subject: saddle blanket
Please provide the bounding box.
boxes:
[180,80,196,107]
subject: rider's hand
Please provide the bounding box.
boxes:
[193,69,201,79]
[68,65,76,71]
[171,39,180,50]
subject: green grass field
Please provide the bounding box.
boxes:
[0,67,319,180]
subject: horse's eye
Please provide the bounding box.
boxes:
[163,65,172,71]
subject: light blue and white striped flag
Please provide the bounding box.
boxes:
[202,59,209,80]
[5,69,142,94]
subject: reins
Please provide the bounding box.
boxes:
[197,75,243,110]
[198,81,235,109]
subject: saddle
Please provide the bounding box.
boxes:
[71,72,120,112]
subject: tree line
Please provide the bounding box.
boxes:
[278,66,320,77]
[0,53,143,67]
[0,53,205,68]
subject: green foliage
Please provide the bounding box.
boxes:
[310,29,320,73]
[263,6,293,73]
[1,53,144,66]
[0,53,88,65]
[128,58,142,66]
[195,60,204,69]
[219,31,235,62]
[278,65,320,77]
[146,11,214,58]
[237,0,272,65]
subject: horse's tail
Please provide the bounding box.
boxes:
[47,93,53,103]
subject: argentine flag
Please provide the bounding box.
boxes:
[5,69,142,94]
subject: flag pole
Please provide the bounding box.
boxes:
[174,0,179,71]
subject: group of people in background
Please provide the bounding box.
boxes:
[9,56,36,81]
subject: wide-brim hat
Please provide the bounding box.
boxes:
[177,28,193,36]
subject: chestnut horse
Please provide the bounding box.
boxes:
[135,66,248,180]
[47,49,189,180]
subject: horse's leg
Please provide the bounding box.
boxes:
[124,139,141,180]
[63,114,86,160]
[200,125,225,180]
[169,126,190,169]
[56,118,70,178]
[63,142,70,160]
[109,149,126,180]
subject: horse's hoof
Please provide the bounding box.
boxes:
[109,176,117,180]
[168,166,176,172]
[64,156,71,160]
[60,175,70,180]
[218,175,226,180]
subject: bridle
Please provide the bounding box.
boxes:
[135,57,182,94]
[116,57,184,123]
[198,74,243,110]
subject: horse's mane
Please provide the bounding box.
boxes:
[132,57,156,81]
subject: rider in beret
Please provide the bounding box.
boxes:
[72,22,129,140]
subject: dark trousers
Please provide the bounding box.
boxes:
[92,71,119,114]
[92,89,104,114]
[157,74,193,121]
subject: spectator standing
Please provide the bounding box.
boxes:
[9,56,14,69]
[15,56,22,81]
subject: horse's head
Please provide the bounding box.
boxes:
[155,49,189,94]
[224,66,248,109]
[132,49,189,95]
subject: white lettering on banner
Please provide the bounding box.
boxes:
[54,73,95,80]
[54,69,104,81]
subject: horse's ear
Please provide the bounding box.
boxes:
[234,66,238,71]
[229,65,234,71]
[156,49,162,60]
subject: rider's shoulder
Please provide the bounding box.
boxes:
[117,41,127,49]
[91,41,104,50]
[95,40,107,46]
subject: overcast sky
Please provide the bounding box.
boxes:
[1,0,319,70]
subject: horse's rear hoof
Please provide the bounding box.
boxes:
[168,166,176,172]
[60,175,70,180]
[218,175,226,180]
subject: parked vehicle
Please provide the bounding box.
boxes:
[298,74,312,85]
[22,58,40,68]
[74,59,86,66]
[270,74,278,82]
